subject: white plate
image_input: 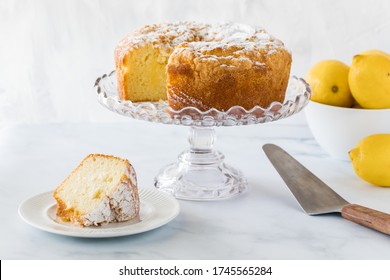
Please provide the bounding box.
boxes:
[18,188,180,238]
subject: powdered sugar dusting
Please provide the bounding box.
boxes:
[115,21,288,63]
[82,181,140,227]
[185,23,285,60]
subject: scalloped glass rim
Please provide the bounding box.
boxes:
[95,70,311,127]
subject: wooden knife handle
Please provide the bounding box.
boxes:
[341,204,390,235]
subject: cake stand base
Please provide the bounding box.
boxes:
[154,127,248,201]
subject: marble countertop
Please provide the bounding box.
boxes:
[1,118,389,260]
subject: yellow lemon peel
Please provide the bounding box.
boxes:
[350,134,390,187]
[306,60,354,107]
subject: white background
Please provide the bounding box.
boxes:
[1,0,390,124]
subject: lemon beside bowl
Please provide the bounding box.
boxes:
[305,101,390,161]
[350,134,390,187]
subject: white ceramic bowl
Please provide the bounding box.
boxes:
[305,101,390,161]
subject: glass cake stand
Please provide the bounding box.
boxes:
[95,71,311,201]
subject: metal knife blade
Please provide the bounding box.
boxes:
[263,143,349,215]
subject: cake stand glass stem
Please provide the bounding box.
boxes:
[154,126,248,201]
[181,126,224,165]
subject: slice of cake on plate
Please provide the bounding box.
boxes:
[54,154,140,227]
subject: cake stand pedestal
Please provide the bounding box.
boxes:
[155,126,246,200]
[95,71,311,201]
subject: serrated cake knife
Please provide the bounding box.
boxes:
[263,143,390,235]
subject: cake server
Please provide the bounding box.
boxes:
[262,143,390,235]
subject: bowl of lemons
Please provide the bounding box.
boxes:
[305,50,390,162]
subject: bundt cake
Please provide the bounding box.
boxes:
[54,154,139,227]
[114,22,291,111]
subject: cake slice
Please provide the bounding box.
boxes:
[54,154,140,227]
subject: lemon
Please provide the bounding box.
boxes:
[306,60,354,107]
[348,50,390,109]
[349,134,390,187]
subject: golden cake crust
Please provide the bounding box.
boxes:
[167,42,291,111]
